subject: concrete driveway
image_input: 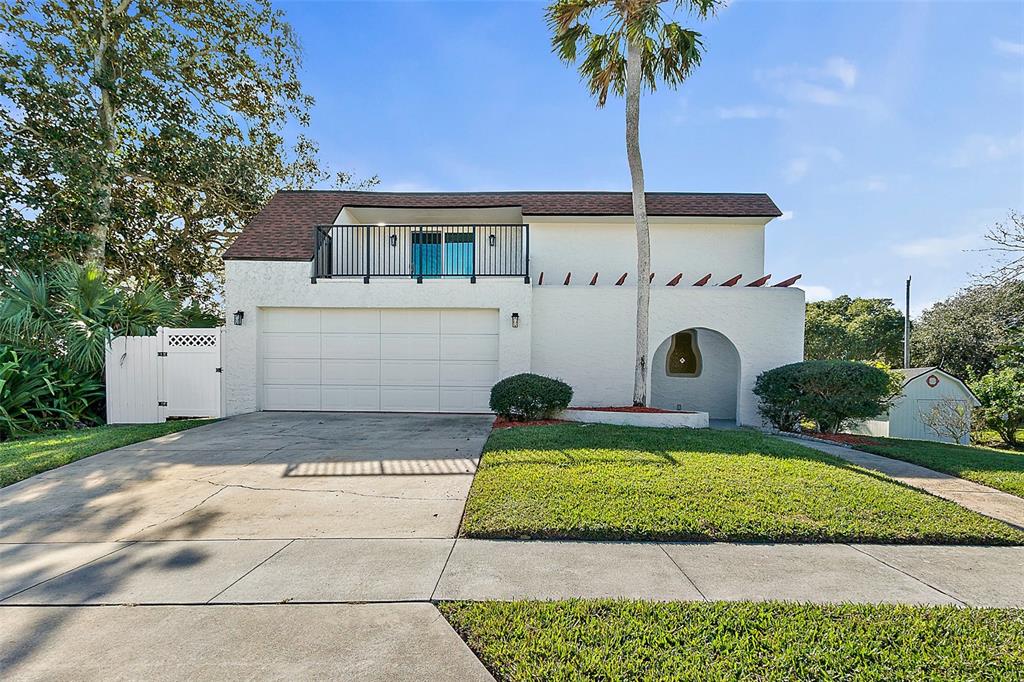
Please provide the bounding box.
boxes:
[0,412,495,681]
[1,411,493,543]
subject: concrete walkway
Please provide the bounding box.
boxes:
[781,436,1024,530]
[3,538,1022,609]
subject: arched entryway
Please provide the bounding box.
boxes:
[650,327,741,422]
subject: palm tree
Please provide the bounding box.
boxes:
[0,262,183,372]
[547,0,718,405]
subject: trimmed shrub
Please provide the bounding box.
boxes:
[490,373,573,421]
[754,360,899,433]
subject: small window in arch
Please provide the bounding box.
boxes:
[666,331,702,377]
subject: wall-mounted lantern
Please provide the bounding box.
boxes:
[233,310,245,326]
[389,234,398,247]
[511,312,520,328]
[489,234,496,247]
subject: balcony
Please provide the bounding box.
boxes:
[311,224,529,283]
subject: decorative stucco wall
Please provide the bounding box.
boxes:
[530,285,805,425]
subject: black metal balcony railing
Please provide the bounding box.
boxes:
[311,224,529,283]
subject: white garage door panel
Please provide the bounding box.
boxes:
[381,386,439,412]
[440,309,497,334]
[261,308,498,413]
[264,334,319,359]
[321,309,380,333]
[322,359,380,385]
[321,333,381,359]
[440,361,499,387]
[380,334,440,360]
[440,387,491,413]
[381,360,440,387]
[264,384,320,410]
[264,359,320,385]
[263,309,319,333]
[440,335,499,362]
[381,309,440,334]
[322,385,380,411]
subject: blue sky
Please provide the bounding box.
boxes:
[277,0,1024,314]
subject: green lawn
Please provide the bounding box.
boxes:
[440,600,1024,682]
[854,437,1024,499]
[460,424,1024,544]
[0,420,211,487]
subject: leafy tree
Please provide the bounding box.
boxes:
[978,210,1024,285]
[547,0,720,406]
[912,281,1024,377]
[970,328,1024,448]
[805,296,905,366]
[0,0,375,310]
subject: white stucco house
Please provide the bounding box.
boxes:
[221,190,806,426]
[846,367,981,444]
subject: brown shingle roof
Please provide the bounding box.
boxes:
[223,190,783,261]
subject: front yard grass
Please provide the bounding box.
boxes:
[0,420,211,487]
[460,424,1024,544]
[439,600,1024,681]
[854,436,1024,499]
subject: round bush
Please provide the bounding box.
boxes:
[490,373,573,421]
[753,360,899,433]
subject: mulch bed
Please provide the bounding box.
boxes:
[569,406,694,414]
[807,432,883,447]
[493,417,569,430]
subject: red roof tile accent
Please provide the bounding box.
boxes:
[223,190,783,261]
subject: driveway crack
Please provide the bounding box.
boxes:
[119,486,228,541]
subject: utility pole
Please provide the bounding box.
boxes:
[904,276,912,369]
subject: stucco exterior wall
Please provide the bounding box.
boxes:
[223,260,532,415]
[526,216,767,285]
[650,329,740,420]
[531,285,805,426]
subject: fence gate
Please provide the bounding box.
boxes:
[106,327,223,424]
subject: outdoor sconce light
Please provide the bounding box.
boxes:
[511,313,520,328]
[389,234,398,247]
[489,234,496,247]
[233,310,245,326]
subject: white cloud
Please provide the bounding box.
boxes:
[892,233,979,259]
[945,132,1024,168]
[778,210,794,222]
[834,175,890,193]
[783,158,810,183]
[757,57,858,107]
[993,37,1024,57]
[782,146,843,184]
[823,57,858,89]
[715,105,786,120]
[800,285,834,302]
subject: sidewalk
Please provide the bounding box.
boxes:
[780,436,1024,530]
[3,538,1022,608]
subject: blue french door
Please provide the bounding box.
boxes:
[412,232,474,277]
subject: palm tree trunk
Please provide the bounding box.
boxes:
[626,39,651,407]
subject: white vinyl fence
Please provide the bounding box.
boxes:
[105,327,224,423]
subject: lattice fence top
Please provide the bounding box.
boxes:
[165,328,220,350]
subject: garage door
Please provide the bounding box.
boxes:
[261,308,498,413]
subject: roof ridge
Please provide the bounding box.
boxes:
[274,189,775,197]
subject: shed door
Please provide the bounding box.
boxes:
[261,308,498,413]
